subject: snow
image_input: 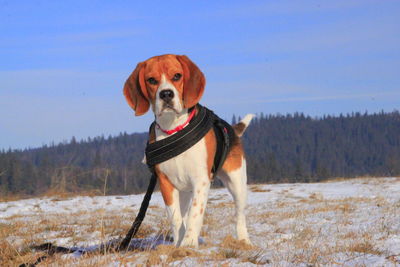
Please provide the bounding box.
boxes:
[1,177,399,266]
[0,193,165,221]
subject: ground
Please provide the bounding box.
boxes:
[1,177,400,266]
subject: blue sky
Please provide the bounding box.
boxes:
[1,0,399,149]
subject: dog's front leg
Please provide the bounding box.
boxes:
[158,171,185,246]
[165,188,186,246]
[180,178,210,248]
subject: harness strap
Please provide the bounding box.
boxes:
[145,104,234,174]
[145,104,214,166]
[212,119,235,175]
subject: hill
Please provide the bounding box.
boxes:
[1,110,400,196]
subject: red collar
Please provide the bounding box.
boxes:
[156,108,196,135]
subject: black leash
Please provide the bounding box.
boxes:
[19,104,233,266]
[19,243,76,267]
[117,169,157,251]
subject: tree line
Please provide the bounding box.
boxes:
[1,110,399,197]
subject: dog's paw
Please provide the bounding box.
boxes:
[179,236,198,248]
[242,238,253,246]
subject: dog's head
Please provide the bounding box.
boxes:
[123,54,205,116]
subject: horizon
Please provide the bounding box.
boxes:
[2,108,398,152]
[1,0,399,150]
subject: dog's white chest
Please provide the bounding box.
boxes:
[157,138,208,191]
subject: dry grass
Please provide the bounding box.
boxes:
[210,235,270,265]
[248,189,399,265]
[0,205,159,266]
[249,185,271,193]
[219,235,253,251]
[348,240,382,255]
[0,197,162,266]
[145,244,201,265]
[308,191,324,200]
[322,175,400,184]
[256,200,358,225]
[1,177,399,266]
[1,209,260,266]
[0,194,27,203]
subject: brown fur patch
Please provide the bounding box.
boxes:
[205,129,217,179]
[155,167,175,206]
[222,135,244,172]
[123,62,150,116]
[233,122,246,137]
[142,55,185,105]
[176,55,206,108]
[148,126,156,144]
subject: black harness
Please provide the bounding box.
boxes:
[146,104,235,173]
[21,104,234,266]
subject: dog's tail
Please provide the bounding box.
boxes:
[233,114,255,137]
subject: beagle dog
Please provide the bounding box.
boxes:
[123,54,253,247]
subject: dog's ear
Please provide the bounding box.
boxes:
[176,55,206,108]
[123,62,150,116]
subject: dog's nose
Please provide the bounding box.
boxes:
[159,89,174,102]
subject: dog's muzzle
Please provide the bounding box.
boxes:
[159,89,174,102]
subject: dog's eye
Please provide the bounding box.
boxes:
[172,73,182,81]
[147,77,158,85]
